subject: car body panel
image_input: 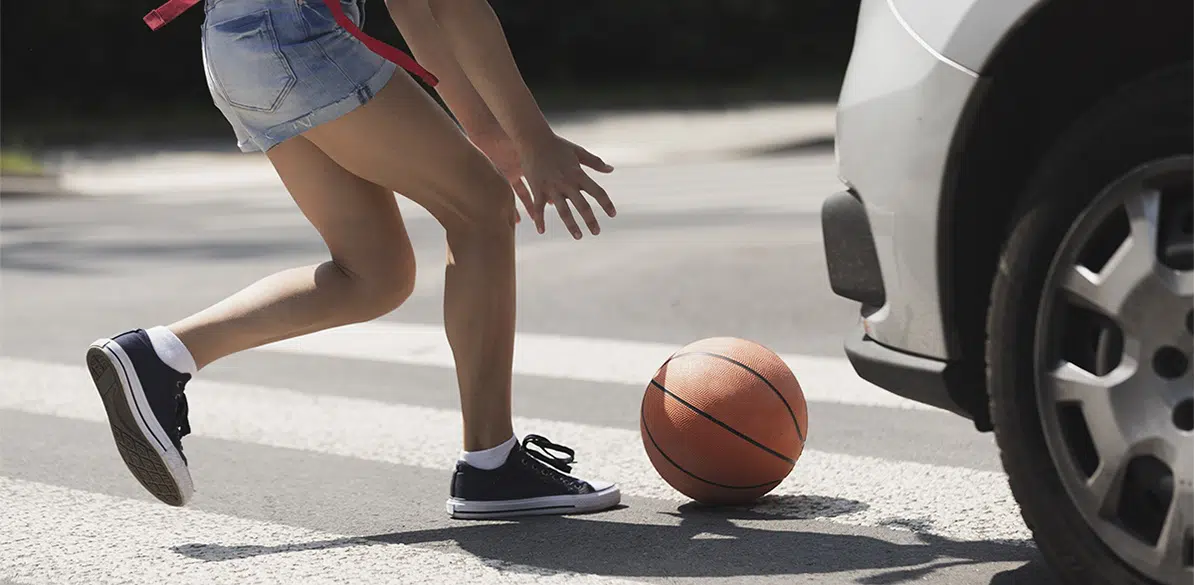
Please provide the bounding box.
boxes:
[833,0,981,359]
[889,0,1044,74]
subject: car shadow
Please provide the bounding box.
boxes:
[172,495,1047,583]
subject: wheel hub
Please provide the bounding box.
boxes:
[1037,156,1194,584]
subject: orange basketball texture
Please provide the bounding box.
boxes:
[640,337,808,505]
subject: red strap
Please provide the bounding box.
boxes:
[143,0,439,87]
[144,0,202,31]
[319,0,438,87]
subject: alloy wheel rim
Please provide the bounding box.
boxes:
[1034,155,1193,584]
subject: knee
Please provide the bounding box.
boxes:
[434,152,517,239]
[371,261,417,315]
[338,249,417,322]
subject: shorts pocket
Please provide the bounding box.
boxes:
[203,9,298,113]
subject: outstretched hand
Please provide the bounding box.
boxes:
[520,134,616,238]
[472,131,615,237]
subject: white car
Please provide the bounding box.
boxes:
[820,1,1192,584]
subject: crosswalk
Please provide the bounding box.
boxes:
[63,153,845,218]
[0,321,1035,584]
[3,478,648,585]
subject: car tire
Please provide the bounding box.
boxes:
[987,62,1193,585]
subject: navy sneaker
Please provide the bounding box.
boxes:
[446,434,620,519]
[86,330,194,506]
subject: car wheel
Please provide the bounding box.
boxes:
[987,62,1193,585]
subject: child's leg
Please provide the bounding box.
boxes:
[87,133,417,507]
[297,73,618,519]
[300,73,520,453]
[168,137,417,370]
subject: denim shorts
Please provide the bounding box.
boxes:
[200,0,397,153]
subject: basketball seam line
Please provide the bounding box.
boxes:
[648,379,797,466]
[641,399,786,491]
[664,350,805,443]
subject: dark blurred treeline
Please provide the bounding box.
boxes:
[1,1,859,129]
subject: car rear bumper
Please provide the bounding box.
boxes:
[823,188,988,424]
[844,323,969,417]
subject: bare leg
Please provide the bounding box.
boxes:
[86,132,419,507]
[169,137,417,369]
[90,72,619,518]
[169,72,516,451]
[301,73,518,452]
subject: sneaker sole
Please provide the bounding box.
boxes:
[86,339,193,507]
[446,485,621,520]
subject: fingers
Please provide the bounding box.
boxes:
[573,144,614,173]
[532,185,550,235]
[529,183,554,235]
[512,178,541,232]
[578,173,616,218]
[540,186,604,239]
[561,185,600,237]
[531,173,614,239]
[550,190,584,239]
[526,141,617,238]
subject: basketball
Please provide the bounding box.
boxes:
[639,337,808,505]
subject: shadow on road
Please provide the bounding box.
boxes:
[988,560,1059,585]
[172,494,1049,584]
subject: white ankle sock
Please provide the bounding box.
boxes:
[461,436,517,470]
[146,326,198,376]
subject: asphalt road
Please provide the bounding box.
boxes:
[0,152,1055,585]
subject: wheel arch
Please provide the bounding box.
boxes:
[934,0,1193,431]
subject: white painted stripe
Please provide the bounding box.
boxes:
[0,477,642,585]
[253,321,938,412]
[0,357,1030,543]
[60,147,832,197]
[60,160,284,196]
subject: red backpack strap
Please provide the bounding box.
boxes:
[141,0,439,88]
[319,0,438,87]
[143,0,202,30]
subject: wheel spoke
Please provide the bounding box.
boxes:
[1086,459,1127,516]
[1061,189,1161,319]
[1158,484,1193,569]
[1123,188,1162,260]
[1160,267,1194,299]
[1046,361,1133,468]
[1047,360,1133,403]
